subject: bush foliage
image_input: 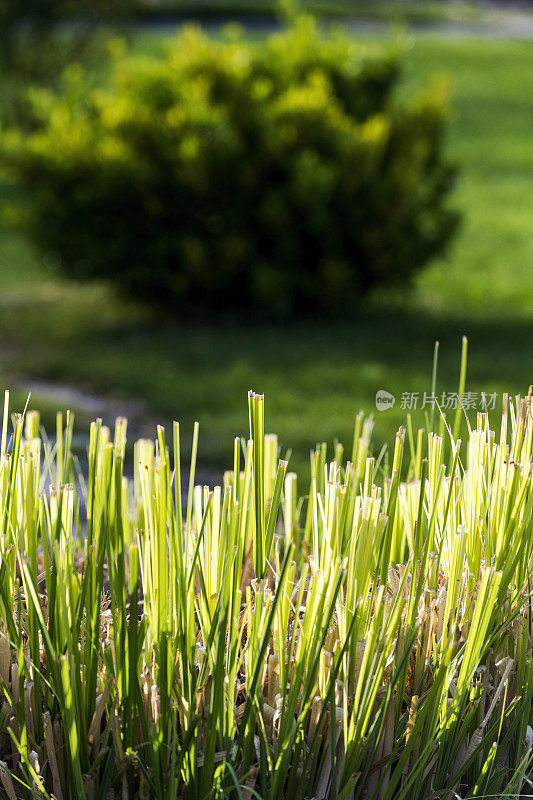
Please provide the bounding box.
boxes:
[1,18,459,316]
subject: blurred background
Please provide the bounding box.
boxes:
[0,0,532,475]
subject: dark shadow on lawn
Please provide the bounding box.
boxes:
[80,304,533,391]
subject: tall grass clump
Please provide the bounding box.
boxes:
[0,370,533,798]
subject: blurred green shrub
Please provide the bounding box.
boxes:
[0,18,459,317]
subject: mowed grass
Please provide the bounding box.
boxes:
[0,36,532,473]
[134,0,481,23]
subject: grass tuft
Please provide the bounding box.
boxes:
[0,381,532,798]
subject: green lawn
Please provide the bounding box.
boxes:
[1,36,532,474]
[133,0,481,23]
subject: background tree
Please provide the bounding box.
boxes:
[0,0,133,126]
